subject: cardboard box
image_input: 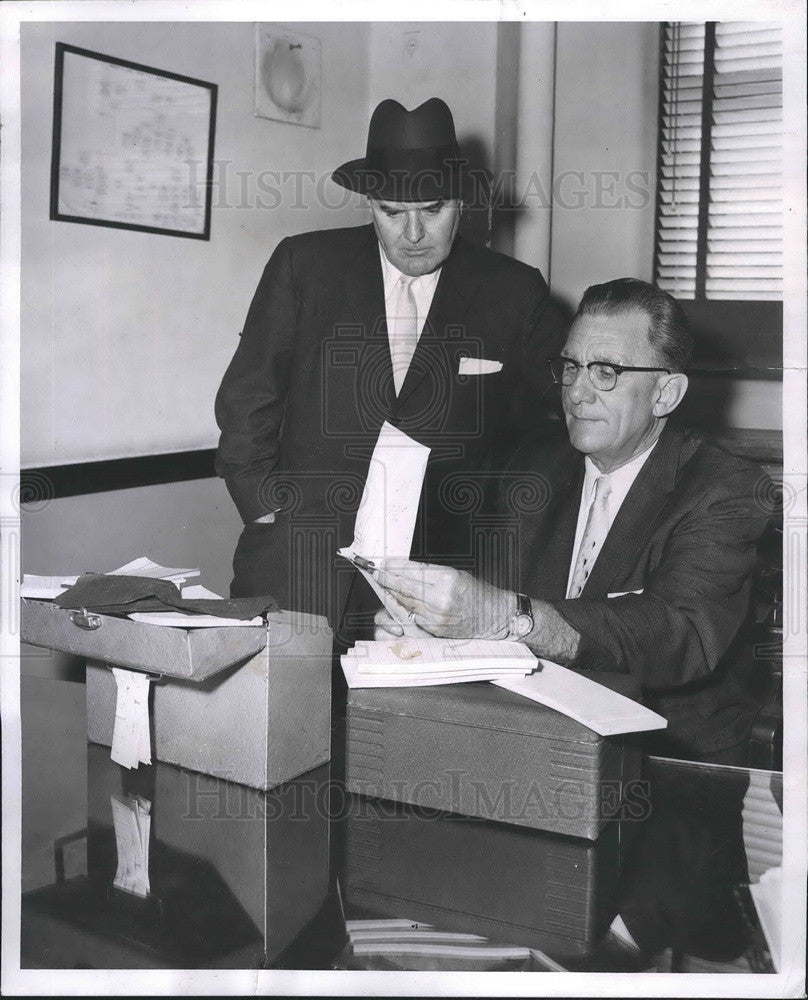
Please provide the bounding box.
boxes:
[85,610,332,791]
[345,680,642,839]
[343,794,622,960]
[21,743,331,969]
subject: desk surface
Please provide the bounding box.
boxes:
[19,676,783,974]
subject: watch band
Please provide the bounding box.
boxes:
[508,592,534,639]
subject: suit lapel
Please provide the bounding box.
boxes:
[397,237,481,405]
[581,424,684,597]
[526,447,583,601]
[343,226,396,412]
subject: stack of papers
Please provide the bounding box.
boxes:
[344,919,565,972]
[111,793,152,898]
[341,637,537,688]
[21,555,201,600]
[128,611,264,628]
[110,667,153,768]
[109,556,201,587]
[19,574,79,599]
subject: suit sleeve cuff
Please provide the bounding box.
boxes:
[551,599,622,672]
[224,473,278,524]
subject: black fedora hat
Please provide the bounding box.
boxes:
[332,97,467,203]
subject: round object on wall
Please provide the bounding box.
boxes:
[254,26,321,128]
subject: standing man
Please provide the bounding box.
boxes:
[215,97,563,640]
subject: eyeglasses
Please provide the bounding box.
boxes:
[548,356,671,392]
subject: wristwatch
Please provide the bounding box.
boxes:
[508,593,534,640]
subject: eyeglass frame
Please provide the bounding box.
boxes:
[548,355,672,392]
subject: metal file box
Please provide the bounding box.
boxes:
[22,599,332,791]
[343,794,623,960]
[21,744,331,968]
[345,679,643,839]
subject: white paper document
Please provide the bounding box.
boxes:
[341,636,537,688]
[110,668,153,768]
[128,611,264,628]
[111,793,152,898]
[20,574,79,599]
[110,556,201,584]
[130,585,263,627]
[350,421,430,560]
[339,420,431,624]
[493,659,668,736]
[181,584,224,600]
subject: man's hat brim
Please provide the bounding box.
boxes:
[332,156,467,203]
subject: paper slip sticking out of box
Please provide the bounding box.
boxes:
[342,637,537,688]
[111,668,153,768]
[493,659,667,736]
[111,793,152,898]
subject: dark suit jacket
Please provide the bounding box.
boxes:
[215,224,564,617]
[497,422,771,756]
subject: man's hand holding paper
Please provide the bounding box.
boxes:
[372,560,513,640]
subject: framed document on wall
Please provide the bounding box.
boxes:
[50,43,217,240]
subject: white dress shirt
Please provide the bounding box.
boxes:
[379,244,441,344]
[565,439,660,598]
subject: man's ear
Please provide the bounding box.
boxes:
[653,373,689,418]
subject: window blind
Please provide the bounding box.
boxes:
[656,21,783,301]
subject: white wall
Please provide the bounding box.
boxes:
[367,22,499,157]
[549,21,659,308]
[21,21,370,467]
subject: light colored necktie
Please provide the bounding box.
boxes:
[388,274,418,395]
[568,475,612,598]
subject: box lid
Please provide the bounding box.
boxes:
[347,673,640,743]
[21,599,268,682]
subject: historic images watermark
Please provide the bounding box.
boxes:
[182,161,654,214]
[180,768,653,826]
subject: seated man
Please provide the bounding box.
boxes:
[372,278,772,764]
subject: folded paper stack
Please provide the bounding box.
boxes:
[341,636,537,688]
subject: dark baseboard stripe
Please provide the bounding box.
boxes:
[19,429,782,504]
[21,449,217,502]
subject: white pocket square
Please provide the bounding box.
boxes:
[458,357,503,376]
[608,589,644,598]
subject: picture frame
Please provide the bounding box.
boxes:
[50,43,217,240]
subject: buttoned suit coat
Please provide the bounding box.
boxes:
[215,223,564,630]
[496,422,771,756]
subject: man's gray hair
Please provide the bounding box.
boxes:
[576,278,694,373]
